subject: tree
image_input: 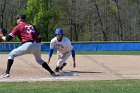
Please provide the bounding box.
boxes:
[1,0,140,41]
[0,0,8,28]
[24,0,59,41]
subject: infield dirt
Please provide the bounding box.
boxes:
[0,54,140,82]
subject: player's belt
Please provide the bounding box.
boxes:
[65,50,72,53]
[22,40,35,44]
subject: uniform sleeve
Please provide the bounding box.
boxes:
[50,39,55,49]
[49,39,55,57]
[67,38,72,45]
[71,49,75,58]
[66,37,75,58]
[49,49,54,57]
[33,26,41,42]
[9,25,20,37]
[67,37,73,49]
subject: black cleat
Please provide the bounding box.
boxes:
[55,67,60,72]
[60,63,67,70]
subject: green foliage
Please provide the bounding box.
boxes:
[128,0,137,5]
[23,0,59,41]
[109,4,117,13]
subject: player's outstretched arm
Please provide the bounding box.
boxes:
[47,49,54,64]
[73,58,76,68]
[47,57,51,64]
[0,34,13,41]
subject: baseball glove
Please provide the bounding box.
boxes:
[0,28,7,35]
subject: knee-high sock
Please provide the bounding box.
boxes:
[42,62,54,75]
[5,59,14,74]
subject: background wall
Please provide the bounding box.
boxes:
[0,42,140,52]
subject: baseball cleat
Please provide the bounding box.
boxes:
[60,63,67,70]
[55,67,60,72]
[51,73,59,77]
[0,73,10,78]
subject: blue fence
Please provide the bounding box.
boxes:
[72,42,140,51]
[0,42,140,52]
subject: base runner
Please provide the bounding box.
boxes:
[47,28,76,72]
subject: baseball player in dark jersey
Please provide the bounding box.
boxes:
[0,13,56,78]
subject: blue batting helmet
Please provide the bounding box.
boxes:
[55,28,63,35]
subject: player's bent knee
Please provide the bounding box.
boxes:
[8,54,15,60]
[36,59,45,65]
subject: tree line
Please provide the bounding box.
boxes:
[0,0,140,41]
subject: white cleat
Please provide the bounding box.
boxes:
[0,73,10,78]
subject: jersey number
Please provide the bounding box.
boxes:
[25,25,35,33]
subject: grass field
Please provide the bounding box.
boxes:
[0,80,140,93]
[1,51,140,93]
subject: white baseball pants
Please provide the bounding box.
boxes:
[57,51,71,67]
[8,42,45,65]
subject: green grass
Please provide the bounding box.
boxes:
[0,80,140,93]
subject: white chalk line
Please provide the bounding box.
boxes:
[1,74,140,82]
[0,77,76,82]
[122,74,140,78]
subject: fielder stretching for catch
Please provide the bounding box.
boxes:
[0,13,56,78]
[47,28,76,72]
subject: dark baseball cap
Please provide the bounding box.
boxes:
[16,14,26,20]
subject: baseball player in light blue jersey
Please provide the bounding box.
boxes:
[47,28,76,72]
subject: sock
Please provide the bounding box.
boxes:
[55,67,60,72]
[5,59,14,74]
[42,62,54,75]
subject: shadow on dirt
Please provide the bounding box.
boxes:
[59,71,102,76]
[60,72,75,76]
[70,70,102,73]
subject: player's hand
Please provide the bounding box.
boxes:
[47,59,50,64]
[47,58,51,64]
[47,61,50,64]
[0,33,4,37]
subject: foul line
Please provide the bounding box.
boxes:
[0,77,75,82]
